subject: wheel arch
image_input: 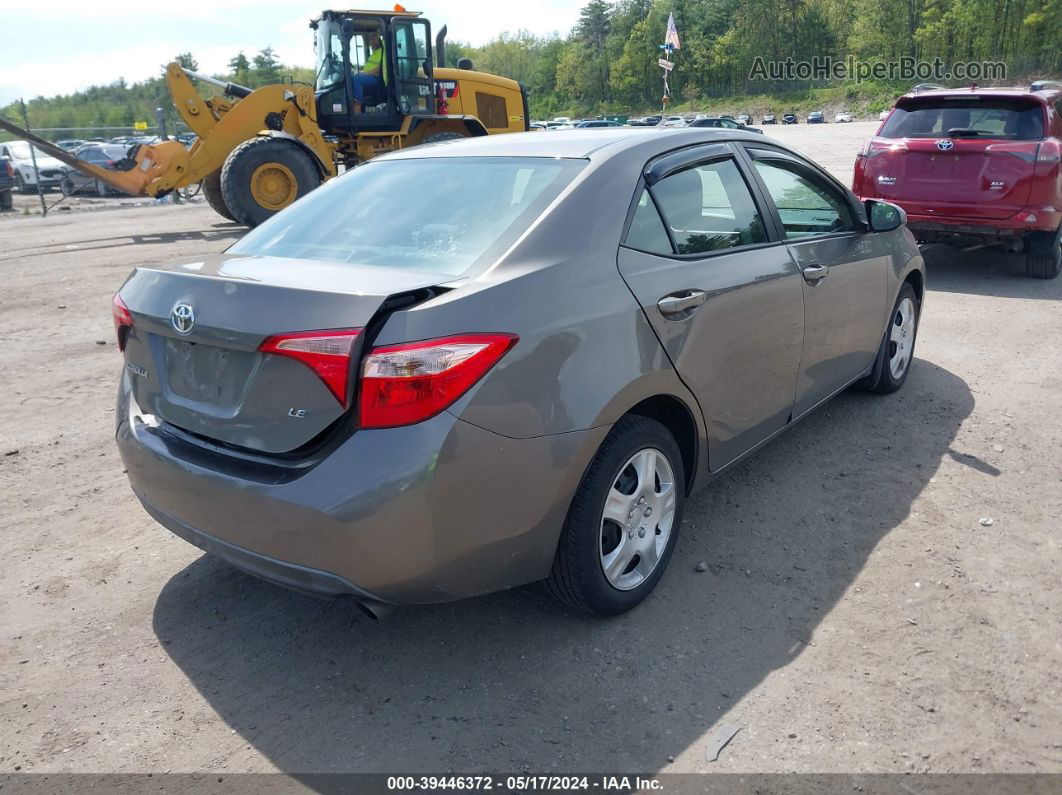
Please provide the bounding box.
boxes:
[623,394,700,496]
[261,131,332,179]
[903,267,925,305]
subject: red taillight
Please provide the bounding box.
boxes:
[111,293,133,351]
[258,329,362,407]
[858,137,907,158]
[359,333,518,428]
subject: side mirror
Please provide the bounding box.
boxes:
[866,199,906,232]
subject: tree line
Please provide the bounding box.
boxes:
[3,0,1059,135]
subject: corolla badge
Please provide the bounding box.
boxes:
[171,303,195,335]
[935,139,954,151]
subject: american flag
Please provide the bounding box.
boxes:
[665,13,681,50]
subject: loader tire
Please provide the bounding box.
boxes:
[220,138,321,228]
[201,170,235,222]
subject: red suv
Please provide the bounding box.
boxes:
[854,81,1062,278]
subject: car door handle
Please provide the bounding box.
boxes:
[801,264,830,282]
[657,290,707,317]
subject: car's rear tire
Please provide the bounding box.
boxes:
[60,176,77,197]
[546,415,684,616]
[861,282,920,394]
[220,137,322,228]
[1025,226,1062,280]
[201,169,235,222]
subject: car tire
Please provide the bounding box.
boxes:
[201,169,235,222]
[220,137,322,228]
[1025,226,1062,280]
[96,180,112,198]
[15,172,33,194]
[60,176,77,197]
[546,415,685,616]
[0,190,11,210]
[861,282,920,394]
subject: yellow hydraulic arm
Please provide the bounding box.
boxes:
[0,64,335,198]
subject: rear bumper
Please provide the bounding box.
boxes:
[858,200,1061,240]
[140,499,376,600]
[116,375,606,605]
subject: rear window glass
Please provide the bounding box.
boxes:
[881,98,1045,140]
[228,156,585,276]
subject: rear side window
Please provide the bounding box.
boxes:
[227,156,585,276]
[650,159,768,255]
[752,159,855,239]
[624,190,672,255]
[881,98,1045,140]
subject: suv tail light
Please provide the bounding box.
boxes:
[1035,139,1061,178]
[1036,140,1061,163]
[858,137,907,158]
[360,333,518,428]
[259,329,362,407]
[111,293,133,351]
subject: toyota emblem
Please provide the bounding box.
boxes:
[935,139,954,151]
[171,303,195,335]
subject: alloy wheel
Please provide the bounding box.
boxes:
[888,296,917,379]
[599,447,676,591]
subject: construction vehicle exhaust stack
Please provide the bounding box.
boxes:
[0,8,529,226]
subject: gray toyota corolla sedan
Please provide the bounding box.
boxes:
[114,129,924,616]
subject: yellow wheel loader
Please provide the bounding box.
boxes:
[0,8,529,226]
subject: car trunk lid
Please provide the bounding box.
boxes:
[118,253,458,454]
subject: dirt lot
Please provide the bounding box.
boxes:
[1,122,1061,777]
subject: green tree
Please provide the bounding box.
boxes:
[228,52,251,86]
[251,46,282,86]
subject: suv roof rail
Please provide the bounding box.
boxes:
[912,82,947,93]
[1030,80,1062,92]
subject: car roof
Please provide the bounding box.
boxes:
[901,86,1061,104]
[379,128,780,163]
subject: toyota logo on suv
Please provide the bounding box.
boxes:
[935,139,954,151]
[171,303,195,335]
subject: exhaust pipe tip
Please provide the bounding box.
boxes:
[356,599,394,621]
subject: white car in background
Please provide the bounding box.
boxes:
[834,111,854,122]
[658,116,688,128]
[879,109,891,121]
[0,141,66,192]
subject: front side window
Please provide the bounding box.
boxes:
[228,156,585,277]
[650,159,768,255]
[752,159,855,239]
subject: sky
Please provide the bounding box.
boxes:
[0,0,581,106]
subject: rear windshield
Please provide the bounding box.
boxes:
[228,156,585,276]
[881,97,1045,140]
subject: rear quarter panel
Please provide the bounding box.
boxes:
[372,143,705,442]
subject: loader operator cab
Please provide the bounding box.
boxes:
[313,10,435,134]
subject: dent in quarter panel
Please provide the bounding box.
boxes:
[378,257,673,439]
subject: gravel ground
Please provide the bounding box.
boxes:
[1,122,1060,776]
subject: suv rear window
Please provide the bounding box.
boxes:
[228,156,585,276]
[881,97,1045,140]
